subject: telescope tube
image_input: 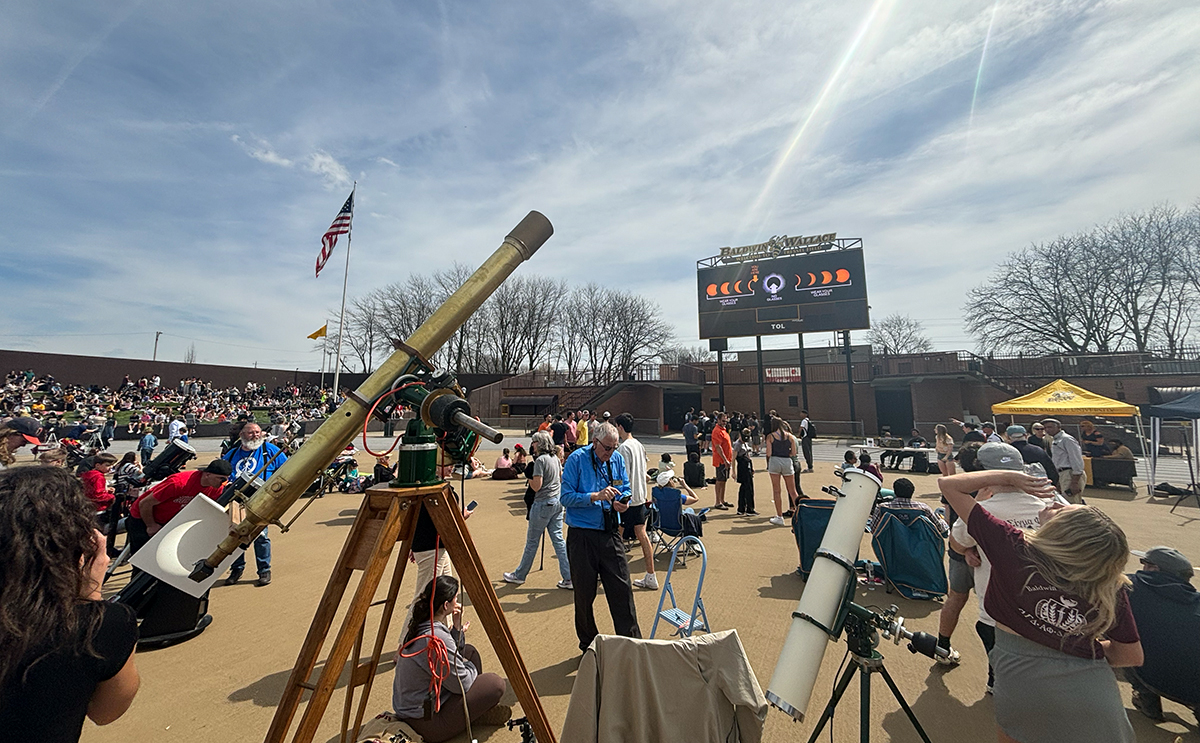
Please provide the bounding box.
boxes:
[189,211,553,581]
[766,468,880,721]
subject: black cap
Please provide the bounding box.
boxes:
[203,459,233,477]
[5,416,43,444]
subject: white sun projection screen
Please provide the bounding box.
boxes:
[697,248,869,339]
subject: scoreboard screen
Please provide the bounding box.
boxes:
[697,248,870,339]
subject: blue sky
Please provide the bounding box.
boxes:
[2,0,1198,369]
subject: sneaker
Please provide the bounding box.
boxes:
[935,646,961,666]
[223,568,244,586]
[782,509,795,518]
[632,574,659,590]
[255,571,272,587]
[476,704,513,726]
[503,572,525,585]
[769,516,785,526]
[736,510,746,515]
[556,579,573,590]
[985,682,993,695]
[650,532,661,544]
[746,509,759,516]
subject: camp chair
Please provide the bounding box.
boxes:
[649,486,705,566]
[870,506,948,600]
[651,536,710,639]
[791,499,837,579]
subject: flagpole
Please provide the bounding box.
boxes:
[319,325,327,391]
[331,182,356,401]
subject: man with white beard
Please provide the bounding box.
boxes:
[221,421,286,586]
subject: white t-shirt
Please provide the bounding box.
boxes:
[168,419,187,441]
[617,436,649,507]
[950,491,1047,626]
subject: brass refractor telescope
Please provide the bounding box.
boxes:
[188,210,552,583]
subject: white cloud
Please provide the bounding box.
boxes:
[306,150,352,189]
[230,134,293,167]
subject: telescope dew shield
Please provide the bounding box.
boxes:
[189,211,552,581]
[766,468,881,721]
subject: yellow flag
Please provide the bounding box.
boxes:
[307,324,328,339]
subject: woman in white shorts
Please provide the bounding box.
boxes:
[765,417,800,525]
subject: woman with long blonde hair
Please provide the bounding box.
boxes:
[934,423,955,476]
[939,469,1141,743]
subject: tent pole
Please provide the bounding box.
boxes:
[1149,418,1160,497]
[1134,415,1149,497]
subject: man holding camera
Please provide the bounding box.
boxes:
[561,422,641,652]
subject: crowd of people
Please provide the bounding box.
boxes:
[2,368,336,439]
[2,384,1196,742]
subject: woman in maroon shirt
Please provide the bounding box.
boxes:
[939,469,1142,743]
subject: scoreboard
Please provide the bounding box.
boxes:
[697,247,869,339]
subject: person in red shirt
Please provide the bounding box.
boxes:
[126,459,231,557]
[939,468,1143,743]
[710,412,733,510]
[78,452,117,512]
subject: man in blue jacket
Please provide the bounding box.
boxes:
[1125,546,1199,724]
[222,421,287,586]
[561,422,641,652]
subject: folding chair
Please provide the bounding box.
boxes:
[651,536,710,639]
[791,499,837,579]
[870,507,948,600]
[649,485,701,566]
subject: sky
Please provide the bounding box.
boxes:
[2,0,1198,369]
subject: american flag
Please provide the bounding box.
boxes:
[315,191,354,278]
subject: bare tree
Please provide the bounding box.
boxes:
[965,235,1123,354]
[183,343,196,364]
[660,344,716,364]
[868,313,934,354]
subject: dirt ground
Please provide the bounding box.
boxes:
[90,450,1199,743]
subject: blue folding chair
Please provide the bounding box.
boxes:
[651,536,710,638]
[870,506,948,600]
[792,499,837,579]
[649,485,706,566]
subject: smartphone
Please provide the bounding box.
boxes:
[617,493,632,504]
[466,500,478,511]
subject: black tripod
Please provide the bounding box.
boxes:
[805,602,937,743]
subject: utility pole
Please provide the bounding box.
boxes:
[153,331,162,361]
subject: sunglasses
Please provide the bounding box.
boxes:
[594,440,616,453]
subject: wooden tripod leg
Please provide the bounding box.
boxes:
[426,486,559,743]
[266,492,383,743]
[346,501,419,740]
[289,495,409,743]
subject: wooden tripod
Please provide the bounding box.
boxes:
[265,483,557,743]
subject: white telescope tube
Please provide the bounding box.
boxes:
[766,468,881,721]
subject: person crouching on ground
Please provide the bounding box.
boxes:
[939,468,1143,743]
[392,576,510,742]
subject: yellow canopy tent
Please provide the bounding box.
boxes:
[991,379,1138,417]
[992,379,1148,493]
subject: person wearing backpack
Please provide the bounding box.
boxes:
[798,411,814,473]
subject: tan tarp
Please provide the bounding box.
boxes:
[991,378,1139,417]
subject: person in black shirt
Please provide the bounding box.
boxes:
[373,455,396,486]
[953,419,987,444]
[550,414,568,448]
[1006,425,1060,491]
[0,467,140,742]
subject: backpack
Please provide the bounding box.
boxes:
[804,420,815,439]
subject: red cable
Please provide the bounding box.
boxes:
[360,382,426,457]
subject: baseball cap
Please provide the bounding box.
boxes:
[982,421,996,430]
[1006,425,1027,440]
[656,470,674,488]
[602,411,611,420]
[203,459,234,477]
[1132,547,1194,580]
[5,416,44,445]
[977,442,1030,472]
